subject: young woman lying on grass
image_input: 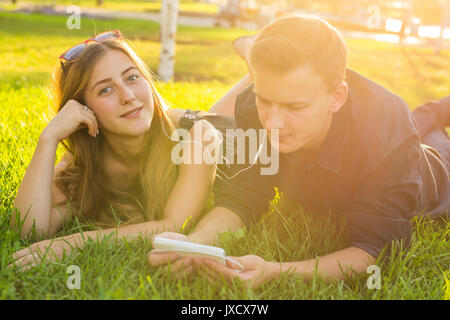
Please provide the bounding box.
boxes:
[9,30,247,271]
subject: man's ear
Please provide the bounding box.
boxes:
[329,81,348,113]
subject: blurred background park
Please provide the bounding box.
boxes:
[0,0,449,299]
[0,0,449,99]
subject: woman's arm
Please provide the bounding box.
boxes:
[12,131,60,238]
[12,99,100,239]
[161,118,218,230]
[10,119,220,270]
[59,118,219,239]
[102,119,219,235]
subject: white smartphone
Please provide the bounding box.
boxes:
[152,237,227,265]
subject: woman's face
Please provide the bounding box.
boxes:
[83,49,154,137]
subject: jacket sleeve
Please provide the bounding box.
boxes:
[412,95,450,137]
[213,153,276,227]
[347,134,425,259]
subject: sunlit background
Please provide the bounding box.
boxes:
[1,0,449,48]
[0,0,449,300]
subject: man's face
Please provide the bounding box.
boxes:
[253,63,341,154]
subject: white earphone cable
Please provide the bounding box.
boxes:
[159,108,267,182]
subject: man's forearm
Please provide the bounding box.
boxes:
[187,206,245,245]
[265,247,376,283]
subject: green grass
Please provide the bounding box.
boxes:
[1,0,220,15]
[0,11,449,299]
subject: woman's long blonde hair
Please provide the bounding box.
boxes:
[53,38,178,228]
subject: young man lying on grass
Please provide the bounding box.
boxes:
[149,14,450,288]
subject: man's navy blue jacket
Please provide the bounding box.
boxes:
[213,70,450,259]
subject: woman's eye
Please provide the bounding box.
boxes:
[99,87,111,95]
[128,75,139,81]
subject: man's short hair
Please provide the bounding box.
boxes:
[249,14,348,91]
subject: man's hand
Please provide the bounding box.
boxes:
[148,232,195,279]
[195,254,274,289]
[148,207,245,279]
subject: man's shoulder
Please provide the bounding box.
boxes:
[347,69,413,123]
[346,70,419,166]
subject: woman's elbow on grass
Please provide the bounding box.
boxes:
[9,204,50,240]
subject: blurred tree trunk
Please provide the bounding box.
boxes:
[97,0,104,6]
[435,1,449,54]
[399,1,412,45]
[158,0,179,82]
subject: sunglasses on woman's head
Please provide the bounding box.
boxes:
[59,30,122,62]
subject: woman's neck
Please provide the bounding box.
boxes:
[102,133,145,167]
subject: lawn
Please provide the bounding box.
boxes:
[0,11,449,300]
[1,0,220,15]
